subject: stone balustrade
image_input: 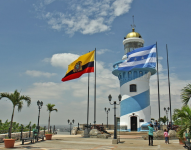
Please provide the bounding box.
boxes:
[0,130,46,143]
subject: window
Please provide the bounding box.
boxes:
[128,71,132,78]
[134,71,137,78]
[123,72,126,78]
[139,71,143,77]
[130,84,136,92]
[118,73,122,80]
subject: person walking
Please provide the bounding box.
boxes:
[148,124,154,146]
[164,129,169,144]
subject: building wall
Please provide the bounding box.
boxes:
[119,72,151,131]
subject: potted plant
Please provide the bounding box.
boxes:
[45,103,58,140]
[173,105,191,145]
[45,132,53,140]
[0,90,31,148]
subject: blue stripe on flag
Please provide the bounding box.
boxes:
[118,62,156,71]
[127,44,156,56]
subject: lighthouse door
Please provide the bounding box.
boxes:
[131,116,137,131]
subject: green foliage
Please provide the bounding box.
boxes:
[181,83,191,105]
[173,105,191,139]
[32,123,36,129]
[159,116,168,125]
[0,120,37,134]
[46,104,58,113]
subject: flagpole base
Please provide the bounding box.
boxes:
[83,128,90,138]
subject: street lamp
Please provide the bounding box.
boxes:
[108,94,121,140]
[104,107,110,128]
[164,107,170,127]
[68,119,74,135]
[37,100,43,141]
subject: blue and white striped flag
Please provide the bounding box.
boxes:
[118,44,156,71]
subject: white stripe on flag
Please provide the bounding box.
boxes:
[128,47,156,58]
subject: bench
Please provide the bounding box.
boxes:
[21,137,34,145]
[20,126,35,145]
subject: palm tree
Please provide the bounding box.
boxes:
[159,116,168,125]
[173,105,191,139]
[46,103,58,133]
[0,90,31,138]
[181,83,191,105]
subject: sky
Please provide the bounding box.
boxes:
[0,0,191,127]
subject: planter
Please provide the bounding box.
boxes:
[3,139,15,148]
[179,138,186,145]
[45,134,52,140]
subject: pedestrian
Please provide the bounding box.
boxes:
[168,122,172,131]
[148,124,154,146]
[157,122,160,130]
[154,120,158,131]
[164,129,169,144]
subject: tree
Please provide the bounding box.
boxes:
[0,90,31,138]
[159,116,168,125]
[181,83,191,105]
[173,105,191,139]
[46,103,58,133]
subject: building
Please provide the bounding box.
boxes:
[112,27,156,132]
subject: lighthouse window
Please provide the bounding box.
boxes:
[134,71,137,78]
[118,74,122,80]
[139,71,143,76]
[130,84,136,92]
[128,71,132,78]
[123,72,126,78]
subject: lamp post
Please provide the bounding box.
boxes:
[108,94,121,140]
[68,119,74,135]
[104,107,110,128]
[164,107,170,127]
[37,100,43,141]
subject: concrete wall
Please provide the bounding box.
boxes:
[80,124,115,130]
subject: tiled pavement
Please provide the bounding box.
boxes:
[0,134,186,150]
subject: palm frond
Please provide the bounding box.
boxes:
[17,101,23,112]
[19,95,31,107]
[181,84,191,105]
[46,103,57,112]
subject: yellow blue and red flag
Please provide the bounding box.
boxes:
[61,50,95,82]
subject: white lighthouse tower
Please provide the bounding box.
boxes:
[112,25,156,131]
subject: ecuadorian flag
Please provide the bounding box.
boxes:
[61,50,95,82]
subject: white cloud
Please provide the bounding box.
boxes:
[112,0,133,17]
[50,53,79,69]
[42,57,51,63]
[25,70,56,78]
[97,49,110,55]
[34,0,133,35]
[44,0,55,5]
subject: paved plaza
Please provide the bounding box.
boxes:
[0,134,186,150]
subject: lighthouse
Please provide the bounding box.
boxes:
[112,25,156,132]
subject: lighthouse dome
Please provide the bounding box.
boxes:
[125,28,142,38]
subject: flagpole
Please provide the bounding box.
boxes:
[94,48,96,129]
[87,73,90,130]
[156,42,161,124]
[166,44,172,127]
